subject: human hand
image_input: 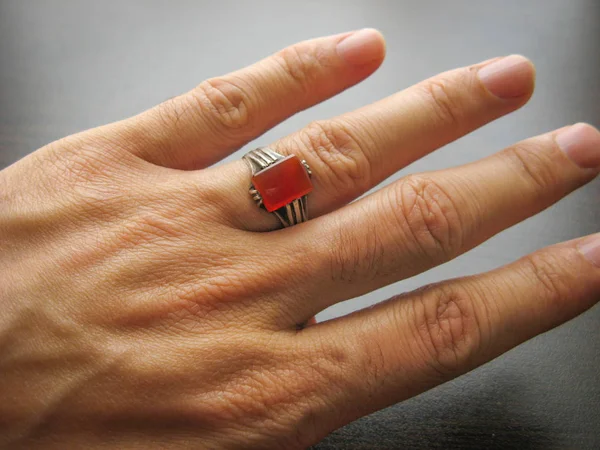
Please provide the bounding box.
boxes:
[2,29,599,449]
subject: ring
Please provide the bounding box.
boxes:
[243,148,313,227]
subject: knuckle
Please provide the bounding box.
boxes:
[54,146,106,185]
[410,285,482,377]
[174,173,233,223]
[120,210,187,248]
[0,146,129,236]
[301,338,351,389]
[40,138,128,206]
[192,77,252,130]
[294,340,357,425]
[502,141,561,194]
[328,213,386,283]
[191,340,332,447]
[417,73,468,128]
[352,332,390,397]
[46,137,106,182]
[275,43,325,92]
[299,120,372,196]
[153,95,196,135]
[521,252,567,308]
[395,175,463,259]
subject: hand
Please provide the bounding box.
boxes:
[1,29,599,449]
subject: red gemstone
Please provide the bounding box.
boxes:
[252,155,313,212]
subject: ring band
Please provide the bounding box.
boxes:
[243,148,313,227]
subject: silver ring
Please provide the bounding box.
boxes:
[243,147,313,228]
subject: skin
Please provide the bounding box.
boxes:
[1,29,599,449]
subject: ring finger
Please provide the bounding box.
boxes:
[211,54,535,230]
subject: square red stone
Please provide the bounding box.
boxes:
[252,155,313,212]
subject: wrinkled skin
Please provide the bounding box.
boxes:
[1,29,600,449]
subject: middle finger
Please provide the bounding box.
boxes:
[285,123,600,321]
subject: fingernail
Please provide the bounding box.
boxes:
[555,123,600,169]
[578,234,600,267]
[337,28,385,66]
[478,55,534,98]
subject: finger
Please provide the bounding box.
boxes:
[301,233,600,426]
[214,54,535,230]
[281,123,600,320]
[116,29,385,169]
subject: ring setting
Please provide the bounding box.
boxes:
[243,148,313,227]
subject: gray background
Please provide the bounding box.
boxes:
[1,0,598,448]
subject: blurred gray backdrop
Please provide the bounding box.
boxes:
[1,1,598,448]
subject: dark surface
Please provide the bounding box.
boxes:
[1,1,599,448]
